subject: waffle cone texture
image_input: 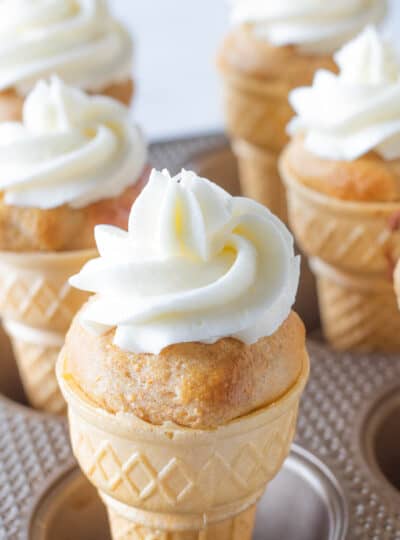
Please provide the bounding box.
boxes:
[233,140,288,223]
[219,67,291,219]
[57,349,309,539]
[219,65,293,154]
[280,154,400,352]
[0,249,96,413]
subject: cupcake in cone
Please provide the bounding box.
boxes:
[0,77,148,413]
[217,0,386,220]
[57,168,309,540]
[280,27,400,352]
[0,0,134,122]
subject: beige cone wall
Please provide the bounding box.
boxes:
[57,350,309,539]
[0,249,96,413]
[220,69,292,221]
[281,155,400,352]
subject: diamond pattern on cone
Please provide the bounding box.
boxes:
[0,249,95,413]
[10,339,66,414]
[0,275,80,332]
[0,277,74,325]
[282,156,400,352]
[314,265,400,352]
[59,343,308,540]
[0,250,96,332]
[70,404,298,512]
[221,73,291,220]
[222,74,290,153]
[284,174,400,274]
[232,139,288,223]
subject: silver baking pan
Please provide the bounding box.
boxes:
[1,134,399,539]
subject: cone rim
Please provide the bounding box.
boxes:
[310,257,394,291]
[233,138,278,159]
[279,150,400,216]
[57,348,309,441]
[0,247,97,266]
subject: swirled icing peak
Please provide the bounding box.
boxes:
[70,169,300,354]
[0,77,147,209]
[0,0,132,94]
[288,27,400,161]
[230,0,386,54]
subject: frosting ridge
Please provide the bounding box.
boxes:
[0,0,132,94]
[230,0,386,54]
[0,77,146,209]
[70,169,300,354]
[288,26,400,161]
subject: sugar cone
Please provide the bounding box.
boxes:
[310,258,400,352]
[0,249,96,413]
[233,139,288,223]
[280,153,400,351]
[220,70,291,153]
[219,69,291,220]
[57,349,309,539]
[218,30,336,220]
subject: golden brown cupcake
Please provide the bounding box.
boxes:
[217,1,386,220]
[0,0,134,121]
[58,168,309,540]
[281,27,400,352]
[0,177,148,252]
[0,77,148,413]
[284,135,400,203]
[64,309,304,429]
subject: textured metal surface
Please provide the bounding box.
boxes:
[0,401,72,540]
[0,135,399,539]
[299,343,400,540]
[149,132,227,174]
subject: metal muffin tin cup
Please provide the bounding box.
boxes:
[26,445,347,540]
[360,384,400,508]
[0,135,399,539]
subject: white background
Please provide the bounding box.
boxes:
[111,0,400,142]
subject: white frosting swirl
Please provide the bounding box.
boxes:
[288,27,400,161]
[70,169,300,354]
[0,0,132,94]
[230,0,386,54]
[0,77,147,209]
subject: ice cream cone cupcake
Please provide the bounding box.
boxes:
[281,27,400,352]
[218,1,386,221]
[57,169,309,539]
[0,0,134,122]
[0,77,148,413]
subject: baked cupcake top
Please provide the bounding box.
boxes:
[70,169,300,354]
[0,77,146,210]
[229,0,386,54]
[0,0,132,95]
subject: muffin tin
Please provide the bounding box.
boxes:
[1,134,400,540]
